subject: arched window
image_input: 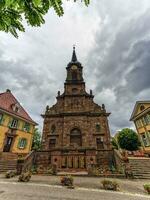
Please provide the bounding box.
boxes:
[51,125,56,134]
[70,128,82,147]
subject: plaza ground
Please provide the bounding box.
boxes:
[0,175,149,200]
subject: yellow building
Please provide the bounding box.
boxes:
[0,89,37,156]
[130,101,150,155]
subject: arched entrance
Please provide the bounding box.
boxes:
[60,128,86,169]
[70,128,82,147]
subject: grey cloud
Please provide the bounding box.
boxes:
[86,1,150,133]
[0,0,150,134]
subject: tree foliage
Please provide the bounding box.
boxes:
[0,0,90,38]
[117,128,141,151]
[32,127,42,150]
[111,137,119,150]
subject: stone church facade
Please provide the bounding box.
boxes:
[36,48,113,171]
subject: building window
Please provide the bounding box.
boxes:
[70,128,82,147]
[18,138,27,149]
[10,118,18,128]
[144,115,149,125]
[51,125,56,134]
[146,113,150,124]
[49,139,56,148]
[96,124,101,132]
[12,104,20,113]
[96,138,104,149]
[141,133,149,147]
[23,122,30,132]
[136,119,143,128]
[142,116,148,126]
[0,113,3,124]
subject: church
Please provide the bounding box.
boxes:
[36,47,113,172]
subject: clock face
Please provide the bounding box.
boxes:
[71,65,77,70]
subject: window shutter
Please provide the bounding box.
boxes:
[17,138,21,148]
[8,118,12,128]
[1,116,5,125]
[0,114,3,124]
[17,121,20,129]
[24,139,27,148]
[27,124,30,133]
[22,122,25,131]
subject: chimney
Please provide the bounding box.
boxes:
[6,89,11,93]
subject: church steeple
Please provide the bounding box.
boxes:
[66,46,84,83]
[71,46,77,62]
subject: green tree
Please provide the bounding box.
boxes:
[32,128,42,150]
[0,0,90,38]
[111,137,119,150]
[118,128,141,151]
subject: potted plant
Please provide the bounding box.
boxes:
[143,184,150,194]
[101,179,119,191]
[18,171,32,182]
[60,175,74,188]
[5,170,16,178]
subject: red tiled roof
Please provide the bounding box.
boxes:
[0,89,37,125]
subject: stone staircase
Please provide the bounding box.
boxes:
[0,153,18,173]
[129,157,150,179]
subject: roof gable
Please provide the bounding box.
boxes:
[130,101,150,121]
[0,89,36,124]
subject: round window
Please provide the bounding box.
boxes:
[140,105,145,111]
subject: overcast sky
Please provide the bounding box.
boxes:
[0,0,150,134]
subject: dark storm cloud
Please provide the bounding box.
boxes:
[0,57,59,129]
[86,3,150,133]
[0,0,150,134]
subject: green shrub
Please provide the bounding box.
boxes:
[18,171,31,182]
[60,175,74,187]
[143,184,150,194]
[31,165,37,174]
[101,179,119,191]
[5,170,16,178]
[45,168,53,175]
[45,164,57,175]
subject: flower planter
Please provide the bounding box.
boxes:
[61,175,74,187]
[101,180,119,191]
[144,184,150,194]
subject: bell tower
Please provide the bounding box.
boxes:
[64,46,86,96]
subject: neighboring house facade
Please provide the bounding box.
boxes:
[0,89,37,156]
[39,47,113,171]
[130,101,150,155]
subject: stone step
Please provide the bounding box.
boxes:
[0,153,18,160]
[0,159,17,173]
[128,157,150,179]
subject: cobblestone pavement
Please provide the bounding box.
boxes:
[0,175,149,199]
[0,181,149,200]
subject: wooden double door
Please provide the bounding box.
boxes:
[61,155,86,169]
